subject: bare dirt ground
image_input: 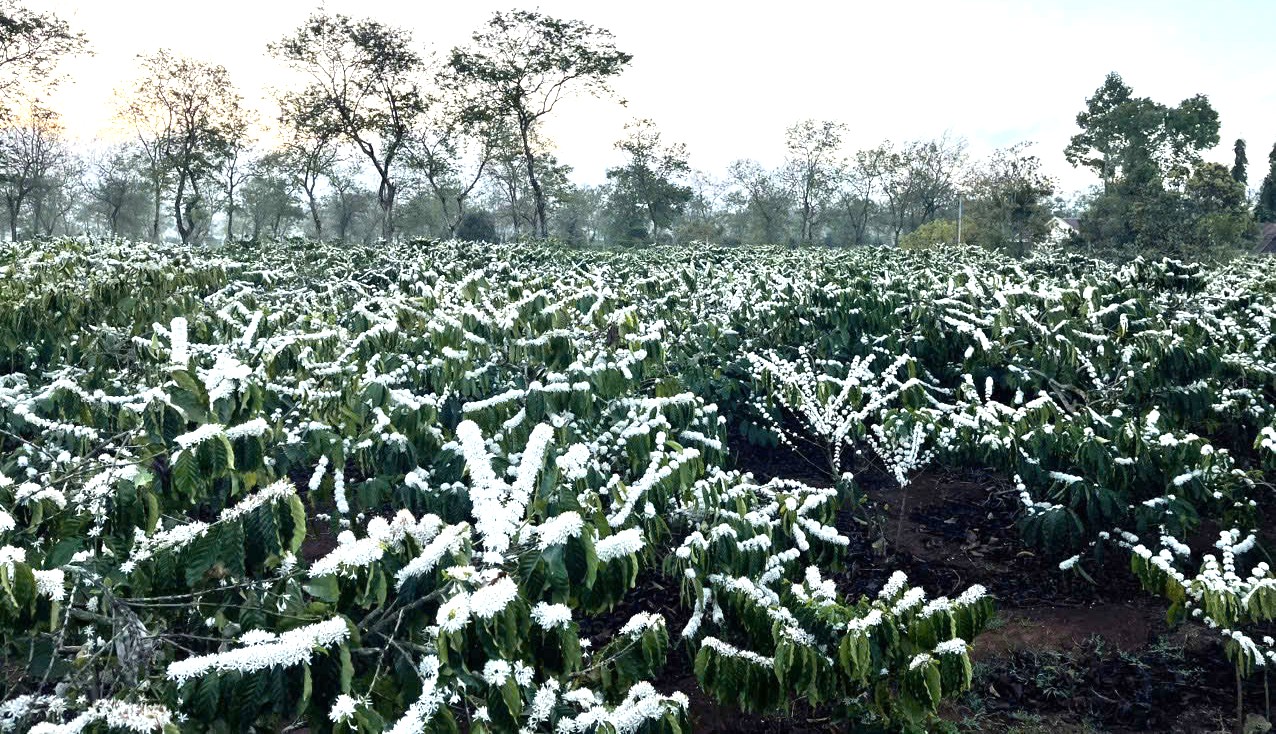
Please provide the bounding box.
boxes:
[657,437,1266,733]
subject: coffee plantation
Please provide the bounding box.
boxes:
[3,237,1276,732]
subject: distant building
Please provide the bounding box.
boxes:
[1256,222,1276,255]
[1047,216,1080,244]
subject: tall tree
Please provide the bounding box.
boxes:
[881,145,921,246]
[964,142,1056,255]
[272,12,428,241]
[121,50,249,244]
[241,152,303,240]
[1064,72,1134,189]
[726,159,791,245]
[1232,138,1248,184]
[0,1,87,117]
[117,86,170,243]
[213,134,253,243]
[836,145,890,246]
[783,119,846,244]
[1065,71,1219,191]
[554,184,604,245]
[448,10,631,239]
[483,135,572,240]
[1066,72,1222,254]
[1256,142,1276,223]
[0,103,67,240]
[879,136,969,246]
[908,134,967,225]
[485,143,531,239]
[276,94,338,240]
[1185,161,1254,255]
[82,143,149,238]
[605,118,692,244]
[28,145,79,236]
[406,95,500,238]
[674,171,726,244]
[322,163,372,243]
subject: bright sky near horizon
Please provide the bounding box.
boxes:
[31,0,1276,197]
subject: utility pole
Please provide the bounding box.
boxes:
[957,196,963,244]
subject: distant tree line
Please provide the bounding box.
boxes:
[1064,72,1262,259]
[0,1,1272,258]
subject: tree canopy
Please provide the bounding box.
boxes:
[271,12,429,240]
[0,0,87,114]
[1065,72,1219,191]
[605,119,692,245]
[120,50,248,245]
[448,10,631,238]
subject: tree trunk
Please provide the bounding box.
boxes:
[450,196,465,239]
[644,198,656,244]
[151,181,163,243]
[379,177,396,241]
[190,177,209,244]
[518,120,548,239]
[856,201,872,245]
[428,184,450,239]
[174,172,190,245]
[7,197,19,242]
[152,178,164,242]
[505,177,520,238]
[336,191,350,243]
[306,187,322,241]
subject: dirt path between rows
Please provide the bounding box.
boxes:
[699,442,1259,732]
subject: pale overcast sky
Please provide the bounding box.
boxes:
[33,0,1276,196]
